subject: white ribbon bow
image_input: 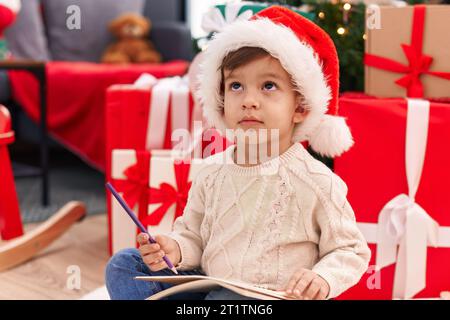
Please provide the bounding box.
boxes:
[201,2,253,34]
[376,98,440,299]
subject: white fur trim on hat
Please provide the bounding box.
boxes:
[197,17,356,157]
[198,18,330,134]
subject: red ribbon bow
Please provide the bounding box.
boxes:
[113,152,150,222]
[142,161,192,227]
[364,5,450,98]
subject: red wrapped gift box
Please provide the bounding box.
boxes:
[334,94,450,299]
[110,149,210,254]
[105,79,231,254]
[106,78,194,177]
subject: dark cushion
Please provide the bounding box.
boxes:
[151,22,193,62]
[142,0,183,23]
[41,0,145,62]
[4,0,51,61]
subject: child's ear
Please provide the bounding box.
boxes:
[293,104,309,124]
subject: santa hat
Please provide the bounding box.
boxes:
[198,5,353,158]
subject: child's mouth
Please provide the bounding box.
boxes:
[239,120,264,126]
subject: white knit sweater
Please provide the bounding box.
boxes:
[169,142,371,299]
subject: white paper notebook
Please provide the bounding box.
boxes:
[135,275,294,300]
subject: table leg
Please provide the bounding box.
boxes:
[38,69,49,207]
[0,63,50,207]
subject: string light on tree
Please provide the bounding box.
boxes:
[337,26,346,36]
[342,1,351,24]
[318,11,325,19]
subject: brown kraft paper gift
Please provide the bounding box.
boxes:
[365,5,450,98]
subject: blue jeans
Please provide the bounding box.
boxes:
[105,248,257,300]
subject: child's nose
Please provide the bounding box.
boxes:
[241,92,261,109]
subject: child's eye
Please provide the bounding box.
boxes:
[229,82,242,91]
[263,81,277,91]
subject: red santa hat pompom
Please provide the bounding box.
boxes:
[198,5,353,158]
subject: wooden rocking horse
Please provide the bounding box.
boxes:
[0,105,86,272]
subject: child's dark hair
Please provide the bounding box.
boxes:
[219,46,270,96]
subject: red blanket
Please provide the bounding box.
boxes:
[8,60,189,171]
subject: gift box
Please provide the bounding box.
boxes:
[105,75,230,177]
[198,1,314,51]
[110,149,210,254]
[105,75,232,254]
[105,76,195,173]
[334,94,450,299]
[364,5,450,98]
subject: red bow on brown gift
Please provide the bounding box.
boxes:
[364,5,450,98]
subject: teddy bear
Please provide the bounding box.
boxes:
[101,13,162,64]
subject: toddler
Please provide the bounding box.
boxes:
[105,6,371,300]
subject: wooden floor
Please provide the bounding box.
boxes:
[0,214,109,300]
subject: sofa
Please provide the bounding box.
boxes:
[0,0,193,149]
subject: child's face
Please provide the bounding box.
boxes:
[222,55,307,147]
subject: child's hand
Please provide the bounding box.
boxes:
[137,233,181,272]
[285,268,330,300]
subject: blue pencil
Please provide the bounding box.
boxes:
[106,182,178,274]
